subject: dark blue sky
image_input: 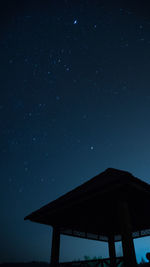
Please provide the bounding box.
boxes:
[1,0,150,264]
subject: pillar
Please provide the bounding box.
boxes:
[119,201,137,267]
[108,234,116,267]
[50,227,60,267]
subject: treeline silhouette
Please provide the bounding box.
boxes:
[0,260,150,266]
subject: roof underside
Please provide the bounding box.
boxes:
[25,168,150,242]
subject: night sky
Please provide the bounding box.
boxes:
[1,0,150,264]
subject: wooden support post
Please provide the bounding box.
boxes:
[50,227,60,267]
[108,234,116,267]
[119,201,137,267]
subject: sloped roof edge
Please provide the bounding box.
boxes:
[24,168,150,222]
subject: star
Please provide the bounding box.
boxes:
[73,19,78,25]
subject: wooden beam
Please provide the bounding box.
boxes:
[108,234,116,267]
[119,201,137,267]
[50,227,60,267]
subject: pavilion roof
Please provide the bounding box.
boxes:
[24,168,150,242]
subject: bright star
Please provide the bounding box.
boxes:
[73,19,78,24]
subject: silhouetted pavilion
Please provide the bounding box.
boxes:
[24,168,150,267]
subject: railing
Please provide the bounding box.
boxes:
[59,257,124,266]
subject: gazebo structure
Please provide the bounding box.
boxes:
[25,168,150,267]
